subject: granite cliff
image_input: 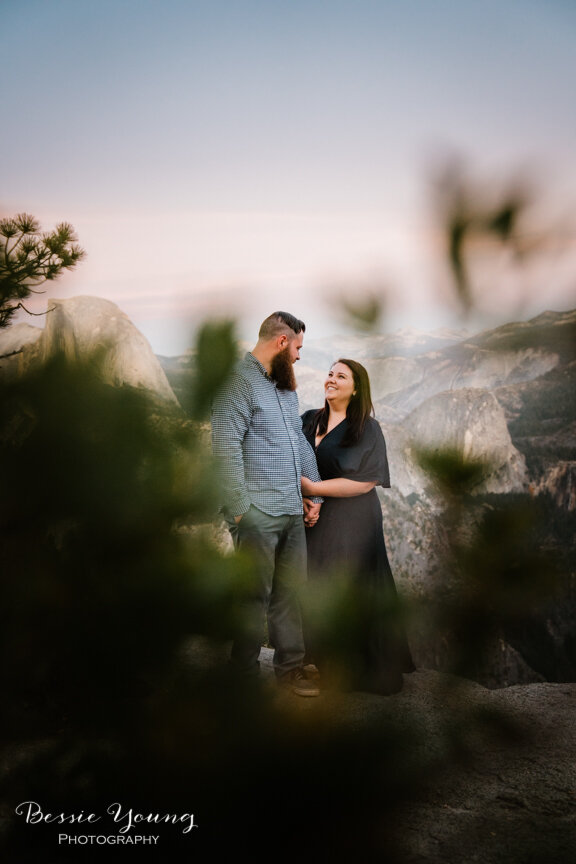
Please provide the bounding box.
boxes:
[0,296,178,405]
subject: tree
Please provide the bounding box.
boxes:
[0,212,85,329]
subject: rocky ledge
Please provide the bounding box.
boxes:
[257,645,576,863]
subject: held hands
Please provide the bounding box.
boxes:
[303,498,321,528]
[302,475,322,526]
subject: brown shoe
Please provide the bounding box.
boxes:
[278,667,320,697]
[303,663,321,682]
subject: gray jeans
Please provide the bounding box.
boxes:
[226,505,307,677]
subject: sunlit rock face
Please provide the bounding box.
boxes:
[363,355,424,399]
[0,296,178,404]
[0,322,43,378]
[403,387,528,496]
[375,343,560,421]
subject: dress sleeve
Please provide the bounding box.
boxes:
[346,419,391,488]
[298,409,323,503]
[300,409,318,440]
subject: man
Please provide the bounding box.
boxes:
[211,311,322,697]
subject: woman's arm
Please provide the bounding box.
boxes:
[301,476,376,497]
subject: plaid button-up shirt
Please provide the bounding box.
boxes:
[211,352,322,517]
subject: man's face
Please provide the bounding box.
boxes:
[286,332,303,364]
[270,332,303,390]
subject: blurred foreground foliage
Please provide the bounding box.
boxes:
[0,326,433,863]
[1,328,568,864]
[0,351,242,729]
[430,155,544,316]
[0,320,551,862]
[412,446,573,688]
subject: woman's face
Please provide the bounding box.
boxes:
[324,362,355,406]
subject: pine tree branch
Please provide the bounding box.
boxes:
[0,212,84,328]
[0,347,24,361]
[15,301,56,317]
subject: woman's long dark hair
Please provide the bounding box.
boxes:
[315,358,374,446]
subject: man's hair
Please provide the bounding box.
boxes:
[258,311,306,341]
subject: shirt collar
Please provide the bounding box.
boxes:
[246,351,274,383]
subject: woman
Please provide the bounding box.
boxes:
[301,359,414,695]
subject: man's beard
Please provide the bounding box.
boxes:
[270,346,297,391]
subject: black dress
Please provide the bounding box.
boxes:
[301,409,415,695]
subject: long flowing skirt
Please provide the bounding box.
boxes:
[304,490,414,694]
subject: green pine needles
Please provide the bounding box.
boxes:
[0,212,85,328]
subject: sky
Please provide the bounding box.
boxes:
[2,0,575,355]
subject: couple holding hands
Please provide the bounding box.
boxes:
[211,311,414,697]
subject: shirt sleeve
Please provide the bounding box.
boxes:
[298,431,323,504]
[298,409,323,503]
[211,372,253,517]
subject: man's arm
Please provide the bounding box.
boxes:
[211,375,253,518]
[298,430,323,505]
